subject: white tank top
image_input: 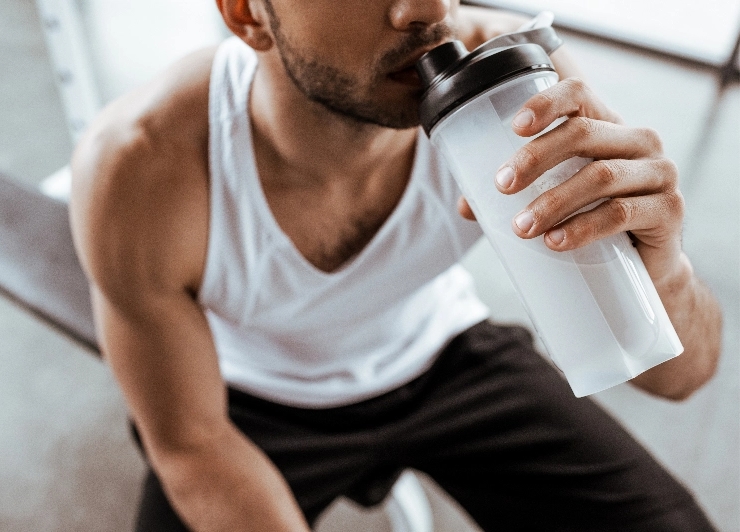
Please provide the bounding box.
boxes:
[200,37,489,407]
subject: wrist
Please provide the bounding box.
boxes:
[652,251,695,300]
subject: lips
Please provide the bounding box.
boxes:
[388,65,421,85]
[387,45,444,86]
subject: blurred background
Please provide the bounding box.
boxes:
[0,0,738,530]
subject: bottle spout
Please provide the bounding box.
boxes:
[415,40,468,88]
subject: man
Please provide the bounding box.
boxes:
[69,0,722,530]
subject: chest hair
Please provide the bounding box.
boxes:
[310,208,390,272]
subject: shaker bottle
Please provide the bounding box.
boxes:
[416,38,683,397]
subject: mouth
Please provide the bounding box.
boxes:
[387,65,421,86]
[386,45,444,87]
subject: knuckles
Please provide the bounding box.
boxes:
[664,189,686,220]
[527,90,556,115]
[534,187,565,222]
[590,159,621,188]
[655,157,679,188]
[516,143,544,178]
[607,198,634,228]
[561,77,589,97]
[570,116,599,139]
[528,77,589,117]
[635,127,664,155]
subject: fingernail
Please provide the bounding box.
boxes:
[496,166,515,189]
[514,210,534,233]
[512,109,535,128]
[548,227,565,245]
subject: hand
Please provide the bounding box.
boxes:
[459,77,685,286]
[460,77,722,401]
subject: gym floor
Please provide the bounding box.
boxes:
[1,0,738,530]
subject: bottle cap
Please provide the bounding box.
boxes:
[416,42,554,135]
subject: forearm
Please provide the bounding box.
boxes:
[630,253,722,400]
[149,423,310,532]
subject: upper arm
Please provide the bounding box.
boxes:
[68,51,224,459]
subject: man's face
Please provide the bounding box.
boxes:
[263,0,458,129]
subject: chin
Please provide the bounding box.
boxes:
[368,108,421,130]
[368,93,422,129]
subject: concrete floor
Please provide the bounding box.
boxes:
[0,0,738,530]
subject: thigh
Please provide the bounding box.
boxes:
[401,322,716,532]
[131,367,441,530]
[132,409,384,529]
[226,389,402,526]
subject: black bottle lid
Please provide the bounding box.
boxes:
[416,41,554,136]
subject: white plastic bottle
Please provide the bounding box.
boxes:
[416,39,683,397]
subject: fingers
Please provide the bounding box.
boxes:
[477,76,684,268]
[496,118,665,193]
[512,77,624,136]
[533,189,685,253]
[497,77,631,194]
[510,157,679,242]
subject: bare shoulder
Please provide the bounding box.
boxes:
[70,46,219,307]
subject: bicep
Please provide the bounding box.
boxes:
[71,127,221,456]
[93,283,228,456]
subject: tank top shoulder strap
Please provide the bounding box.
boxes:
[200,37,269,316]
[209,36,257,121]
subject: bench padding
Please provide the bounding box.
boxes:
[0,174,97,352]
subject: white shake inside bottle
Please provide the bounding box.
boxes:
[416,38,683,397]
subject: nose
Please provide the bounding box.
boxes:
[388,0,451,31]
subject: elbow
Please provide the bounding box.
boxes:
[682,355,720,401]
[631,345,721,402]
[653,299,724,402]
[662,348,721,402]
[661,381,708,402]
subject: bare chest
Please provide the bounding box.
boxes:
[264,179,408,273]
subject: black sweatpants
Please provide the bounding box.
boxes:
[135,321,716,531]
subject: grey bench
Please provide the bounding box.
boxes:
[0,173,95,351]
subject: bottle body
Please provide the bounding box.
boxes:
[431,71,683,396]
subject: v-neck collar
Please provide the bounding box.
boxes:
[242,115,424,279]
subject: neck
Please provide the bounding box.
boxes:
[249,54,418,189]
